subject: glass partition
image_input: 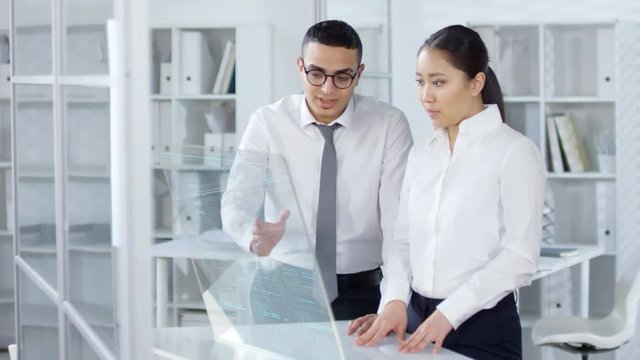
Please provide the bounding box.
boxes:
[153,148,346,359]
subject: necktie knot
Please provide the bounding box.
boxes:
[315,123,341,144]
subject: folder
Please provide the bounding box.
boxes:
[180,31,215,95]
[159,62,172,95]
[212,41,236,94]
[546,114,564,173]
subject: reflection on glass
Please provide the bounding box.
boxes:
[15,85,57,287]
[14,0,52,76]
[64,0,113,75]
[67,320,102,360]
[64,86,116,353]
[18,268,59,360]
[154,148,343,359]
[0,234,14,341]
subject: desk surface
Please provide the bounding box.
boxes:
[153,321,470,359]
[532,244,605,281]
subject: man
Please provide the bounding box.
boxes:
[221,20,412,322]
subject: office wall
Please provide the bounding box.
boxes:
[150,0,315,104]
[0,0,9,29]
[391,0,640,140]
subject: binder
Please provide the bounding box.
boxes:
[596,27,614,98]
[554,113,589,172]
[546,114,564,172]
[180,31,215,95]
[212,41,236,94]
[159,62,172,95]
[0,64,9,99]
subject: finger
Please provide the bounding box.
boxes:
[355,321,380,346]
[399,330,426,353]
[432,339,443,354]
[347,316,369,335]
[395,323,406,343]
[277,209,291,223]
[366,324,391,346]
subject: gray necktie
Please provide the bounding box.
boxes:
[315,123,340,302]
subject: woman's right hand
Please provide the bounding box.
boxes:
[354,300,407,346]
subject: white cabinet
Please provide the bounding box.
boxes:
[150,24,271,326]
[472,21,640,360]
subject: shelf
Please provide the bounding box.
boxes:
[177,94,235,101]
[548,172,615,180]
[67,170,110,179]
[154,230,174,239]
[0,229,13,236]
[68,240,111,253]
[545,97,615,104]
[174,300,205,310]
[153,163,231,171]
[20,242,56,254]
[0,162,11,168]
[151,95,172,101]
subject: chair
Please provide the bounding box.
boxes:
[531,269,640,360]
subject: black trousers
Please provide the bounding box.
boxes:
[250,262,381,323]
[408,291,522,360]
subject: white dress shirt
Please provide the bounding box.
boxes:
[221,94,413,273]
[381,104,546,329]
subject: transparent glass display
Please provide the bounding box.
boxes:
[13,0,53,76]
[15,85,57,288]
[63,86,116,353]
[18,268,59,360]
[63,0,113,75]
[155,148,344,359]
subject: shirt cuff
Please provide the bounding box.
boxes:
[436,286,478,330]
[379,279,411,313]
[238,226,255,254]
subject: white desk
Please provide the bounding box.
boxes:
[531,244,605,317]
[152,238,605,326]
[153,321,470,359]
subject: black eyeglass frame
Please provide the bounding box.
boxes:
[300,59,361,89]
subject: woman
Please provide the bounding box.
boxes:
[347,25,546,359]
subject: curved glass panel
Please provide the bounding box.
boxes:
[155,147,344,359]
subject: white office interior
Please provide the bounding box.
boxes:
[0,0,640,359]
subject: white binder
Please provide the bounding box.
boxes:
[180,31,215,95]
[0,64,9,99]
[159,62,172,95]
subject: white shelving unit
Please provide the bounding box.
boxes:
[0,20,13,348]
[149,24,272,326]
[472,21,640,360]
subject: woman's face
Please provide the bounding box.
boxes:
[415,47,483,129]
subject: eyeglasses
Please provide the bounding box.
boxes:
[301,60,359,89]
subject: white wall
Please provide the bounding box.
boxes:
[391,0,640,141]
[0,0,9,29]
[150,0,315,102]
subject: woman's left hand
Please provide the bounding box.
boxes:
[398,309,453,353]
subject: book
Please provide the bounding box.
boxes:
[546,114,564,172]
[540,247,579,258]
[554,113,590,172]
[212,41,236,94]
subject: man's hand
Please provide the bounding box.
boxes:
[354,300,407,347]
[399,309,452,354]
[249,209,291,256]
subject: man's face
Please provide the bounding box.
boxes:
[298,42,363,124]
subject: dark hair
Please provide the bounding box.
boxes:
[302,20,363,64]
[420,25,505,122]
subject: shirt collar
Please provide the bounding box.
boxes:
[427,104,502,147]
[299,95,355,128]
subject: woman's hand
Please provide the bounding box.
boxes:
[354,300,407,346]
[346,314,377,336]
[399,309,452,353]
